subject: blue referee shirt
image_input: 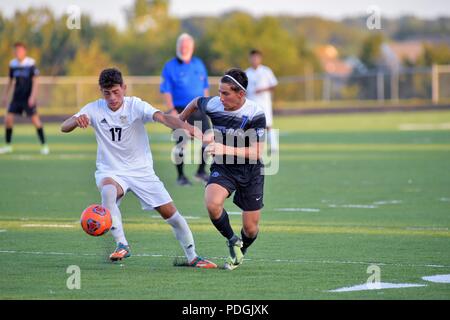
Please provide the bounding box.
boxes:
[160,56,209,108]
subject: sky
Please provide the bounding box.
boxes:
[0,0,449,30]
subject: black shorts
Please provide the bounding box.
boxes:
[8,101,37,117]
[207,163,264,211]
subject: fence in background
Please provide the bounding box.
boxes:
[0,65,449,114]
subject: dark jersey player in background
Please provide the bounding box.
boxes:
[179,68,266,270]
[160,33,211,186]
[0,42,48,155]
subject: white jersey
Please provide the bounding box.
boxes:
[245,65,278,110]
[75,96,160,177]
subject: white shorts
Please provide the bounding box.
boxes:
[95,172,173,211]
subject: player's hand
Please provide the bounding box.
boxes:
[205,142,227,156]
[28,96,36,107]
[76,114,90,128]
[202,131,215,145]
[191,126,203,140]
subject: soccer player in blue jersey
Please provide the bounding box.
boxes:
[179,69,266,270]
[160,33,211,186]
[0,42,48,155]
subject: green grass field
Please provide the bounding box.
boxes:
[0,111,449,300]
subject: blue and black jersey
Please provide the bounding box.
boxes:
[197,96,266,167]
[9,57,39,103]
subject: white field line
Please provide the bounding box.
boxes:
[0,249,448,269]
[422,274,450,283]
[21,224,75,228]
[399,123,450,131]
[328,282,427,292]
[275,208,320,212]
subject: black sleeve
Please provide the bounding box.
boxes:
[197,97,214,114]
[249,113,266,142]
[9,66,13,79]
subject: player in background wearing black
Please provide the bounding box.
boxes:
[0,42,48,155]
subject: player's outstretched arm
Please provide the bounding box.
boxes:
[206,141,265,161]
[179,97,200,122]
[153,111,202,140]
[61,115,89,133]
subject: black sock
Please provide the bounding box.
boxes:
[6,128,12,144]
[36,127,46,144]
[241,228,258,254]
[211,209,235,240]
[176,163,184,178]
[197,147,207,173]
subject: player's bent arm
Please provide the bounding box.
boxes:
[61,115,89,133]
[179,97,200,122]
[208,141,265,161]
[153,111,201,139]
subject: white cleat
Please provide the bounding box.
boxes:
[40,144,50,155]
[0,145,13,154]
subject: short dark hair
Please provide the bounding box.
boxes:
[99,68,123,89]
[249,49,262,56]
[220,68,248,92]
[14,42,26,49]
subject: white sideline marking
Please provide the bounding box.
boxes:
[328,282,426,292]
[422,274,450,283]
[405,227,448,231]
[275,208,320,212]
[439,197,450,202]
[399,123,450,131]
[0,250,448,269]
[329,204,378,209]
[0,230,7,233]
[21,224,74,228]
[227,211,242,215]
[150,215,199,219]
[373,200,402,205]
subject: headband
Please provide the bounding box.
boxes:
[223,74,247,92]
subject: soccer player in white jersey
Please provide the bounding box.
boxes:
[61,68,216,268]
[245,49,279,152]
[179,69,266,270]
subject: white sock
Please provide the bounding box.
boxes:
[165,211,197,262]
[101,185,128,246]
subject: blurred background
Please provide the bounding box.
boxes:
[0,0,449,115]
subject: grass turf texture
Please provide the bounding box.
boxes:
[0,111,449,299]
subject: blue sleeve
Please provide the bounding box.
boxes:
[160,63,172,93]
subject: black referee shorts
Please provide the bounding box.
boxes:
[207,163,265,211]
[8,101,37,117]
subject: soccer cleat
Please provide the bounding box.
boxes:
[176,175,192,186]
[224,237,244,270]
[109,243,131,261]
[0,145,13,154]
[194,171,210,183]
[189,256,217,269]
[40,144,50,155]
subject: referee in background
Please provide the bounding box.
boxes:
[160,33,211,186]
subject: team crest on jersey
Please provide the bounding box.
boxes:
[119,115,128,125]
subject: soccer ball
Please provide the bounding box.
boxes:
[80,204,112,236]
